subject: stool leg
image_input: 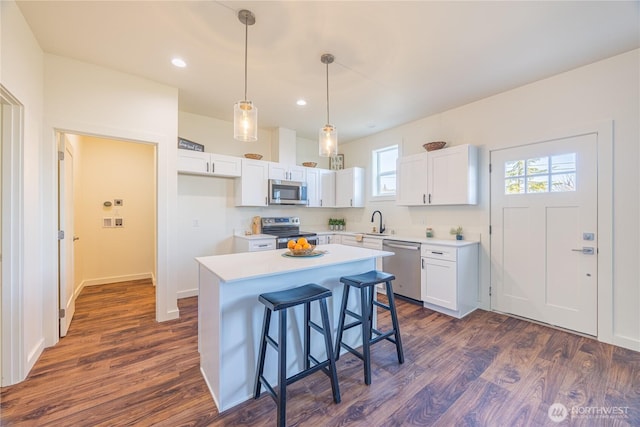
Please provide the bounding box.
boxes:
[304,302,311,370]
[277,309,287,427]
[319,298,341,403]
[334,284,350,361]
[385,281,404,364]
[367,285,375,341]
[254,307,271,399]
[360,286,372,385]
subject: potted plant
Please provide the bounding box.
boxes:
[450,226,463,240]
[328,218,336,230]
[338,218,346,231]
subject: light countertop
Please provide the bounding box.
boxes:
[310,229,478,247]
[196,243,393,283]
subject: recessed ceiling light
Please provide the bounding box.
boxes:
[296,99,307,106]
[171,58,187,68]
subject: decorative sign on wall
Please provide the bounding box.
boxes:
[178,137,204,152]
[330,153,344,170]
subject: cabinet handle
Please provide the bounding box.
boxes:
[206,162,209,173]
[350,199,353,207]
[428,194,432,204]
[423,194,426,204]
[432,251,443,255]
[265,197,268,206]
[257,244,269,247]
[421,258,424,269]
[320,199,323,207]
[212,162,215,173]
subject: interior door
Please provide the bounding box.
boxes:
[490,133,597,335]
[58,134,76,337]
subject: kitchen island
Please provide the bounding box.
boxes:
[196,243,393,412]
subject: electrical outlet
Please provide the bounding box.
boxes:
[114,218,124,227]
[114,199,123,207]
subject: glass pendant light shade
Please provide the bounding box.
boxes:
[234,100,258,142]
[319,124,338,157]
[234,10,257,142]
[319,53,337,157]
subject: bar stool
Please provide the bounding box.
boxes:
[335,270,404,385]
[254,283,340,427]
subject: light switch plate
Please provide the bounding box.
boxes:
[583,232,595,241]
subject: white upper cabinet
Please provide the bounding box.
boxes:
[319,169,336,208]
[427,144,478,205]
[305,167,321,207]
[396,152,428,205]
[268,162,306,182]
[177,150,241,178]
[235,159,269,206]
[396,144,478,206]
[335,167,364,208]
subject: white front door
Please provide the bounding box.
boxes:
[490,133,598,335]
[58,135,76,337]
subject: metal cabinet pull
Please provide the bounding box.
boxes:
[423,194,426,204]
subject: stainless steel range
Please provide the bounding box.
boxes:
[261,217,318,249]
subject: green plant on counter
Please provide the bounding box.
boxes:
[450,226,463,240]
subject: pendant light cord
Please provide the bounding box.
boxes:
[244,18,248,101]
[325,61,330,125]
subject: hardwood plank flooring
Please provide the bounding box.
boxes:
[2,279,639,426]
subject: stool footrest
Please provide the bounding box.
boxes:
[370,329,395,345]
[286,360,330,385]
[309,320,323,334]
[340,343,365,362]
[343,320,362,331]
[372,300,390,310]
[345,309,362,320]
[259,375,278,404]
[266,335,278,350]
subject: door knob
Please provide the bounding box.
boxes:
[73,236,80,241]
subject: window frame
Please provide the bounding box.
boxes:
[371,144,399,201]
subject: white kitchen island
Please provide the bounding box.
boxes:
[196,243,393,412]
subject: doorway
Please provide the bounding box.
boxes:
[490,133,598,336]
[57,132,157,337]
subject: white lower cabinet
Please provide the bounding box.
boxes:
[421,243,478,318]
[234,236,276,253]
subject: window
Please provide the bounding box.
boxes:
[505,153,576,195]
[372,145,398,197]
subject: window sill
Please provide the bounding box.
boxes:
[369,195,396,203]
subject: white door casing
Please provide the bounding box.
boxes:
[58,134,76,337]
[491,133,598,336]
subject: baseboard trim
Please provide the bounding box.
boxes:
[81,273,155,288]
[177,288,198,299]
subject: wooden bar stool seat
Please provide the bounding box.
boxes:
[335,270,404,385]
[254,283,340,427]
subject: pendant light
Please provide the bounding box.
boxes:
[234,9,257,142]
[319,53,338,157]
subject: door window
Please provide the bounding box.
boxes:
[504,153,576,195]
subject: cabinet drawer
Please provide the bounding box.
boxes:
[249,240,276,251]
[421,245,457,262]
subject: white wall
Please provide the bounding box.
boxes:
[340,49,639,350]
[1,0,46,383]
[74,135,156,288]
[43,55,179,333]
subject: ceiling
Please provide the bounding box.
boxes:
[16,1,640,142]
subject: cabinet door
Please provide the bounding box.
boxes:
[319,169,336,207]
[177,150,210,175]
[268,162,288,180]
[305,168,321,207]
[289,166,306,182]
[427,144,478,205]
[235,159,269,206]
[396,153,428,205]
[210,153,241,177]
[335,167,364,207]
[423,257,457,310]
[363,238,383,270]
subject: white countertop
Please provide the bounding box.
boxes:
[196,243,393,283]
[311,229,478,247]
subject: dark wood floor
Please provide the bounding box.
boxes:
[1,279,638,426]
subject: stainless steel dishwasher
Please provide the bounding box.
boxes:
[382,240,422,301]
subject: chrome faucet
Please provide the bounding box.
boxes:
[371,210,385,234]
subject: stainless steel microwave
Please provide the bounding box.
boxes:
[268,179,308,205]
